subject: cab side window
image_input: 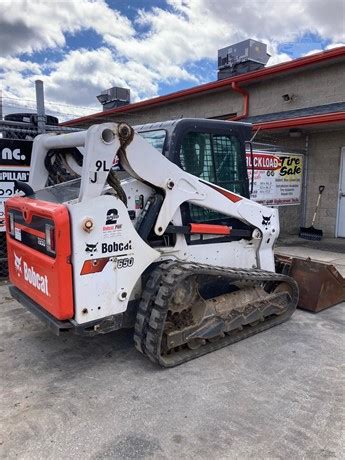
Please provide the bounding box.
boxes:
[179,131,248,223]
[213,135,246,196]
[180,133,214,182]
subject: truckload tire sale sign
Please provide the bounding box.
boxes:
[0,139,32,231]
[246,150,304,206]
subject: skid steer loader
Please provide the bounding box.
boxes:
[5,119,298,367]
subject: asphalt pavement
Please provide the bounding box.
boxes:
[0,281,344,459]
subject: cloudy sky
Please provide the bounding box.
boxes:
[0,0,344,121]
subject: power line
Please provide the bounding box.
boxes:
[2,96,147,119]
[2,101,143,124]
[2,96,99,112]
[1,103,86,119]
[2,98,144,125]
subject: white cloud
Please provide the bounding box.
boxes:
[0,46,199,120]
[0,57,41,74]
[302,42,345,57]
[0,0,133,56]
[44,48,161,104]
[326,42,345,49]
[0,0,344,120]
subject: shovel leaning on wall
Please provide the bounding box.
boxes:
[299,185,325,240]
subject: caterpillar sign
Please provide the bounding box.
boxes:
[246,150,304,206]
[0,139,32,232]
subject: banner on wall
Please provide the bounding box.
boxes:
[246,150,304,206]
[0,139,32,232]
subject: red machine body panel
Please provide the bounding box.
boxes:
[5,196,74,320]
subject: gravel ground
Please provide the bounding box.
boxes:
[0,281,344,459]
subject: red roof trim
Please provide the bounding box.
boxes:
[253,112,345,130]
[62,47,345,126]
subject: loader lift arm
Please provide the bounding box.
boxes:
[29,122,278,271]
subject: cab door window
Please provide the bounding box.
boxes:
[179,131,248,223]
[179,132,214,182]
[213,134,247,196]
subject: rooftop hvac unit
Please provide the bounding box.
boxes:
[217,39,270,80]
[96,86,130,111]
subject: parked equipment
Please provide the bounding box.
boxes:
[299,185,325,240]
[5,119,298,367]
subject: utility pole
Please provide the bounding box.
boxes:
[35,80,46,133]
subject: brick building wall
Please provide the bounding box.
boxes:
[247,62,345,116]
[104,90,242,125]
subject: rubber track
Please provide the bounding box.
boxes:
[134,261,299,368]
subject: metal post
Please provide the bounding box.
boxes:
[0,89,3,121]
[35,80,46,133]
[301,134,309,227]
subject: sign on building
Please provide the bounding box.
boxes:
[246,150,304,206]
[0,139,32,232]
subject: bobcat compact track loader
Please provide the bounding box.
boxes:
[5,119,298,367]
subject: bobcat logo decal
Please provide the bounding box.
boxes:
[85,243,98,256]
[262,215,272,230]
[14,252,22,274]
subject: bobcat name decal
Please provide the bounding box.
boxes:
[14,252,49,295]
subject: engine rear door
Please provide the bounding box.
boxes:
[5,197,74,320]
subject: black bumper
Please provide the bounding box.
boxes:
[8,285,136,336]
[9,285,74,335]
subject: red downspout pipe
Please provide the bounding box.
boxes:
[230,82,249,120]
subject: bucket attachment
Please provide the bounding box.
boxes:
[276,256,345,312]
